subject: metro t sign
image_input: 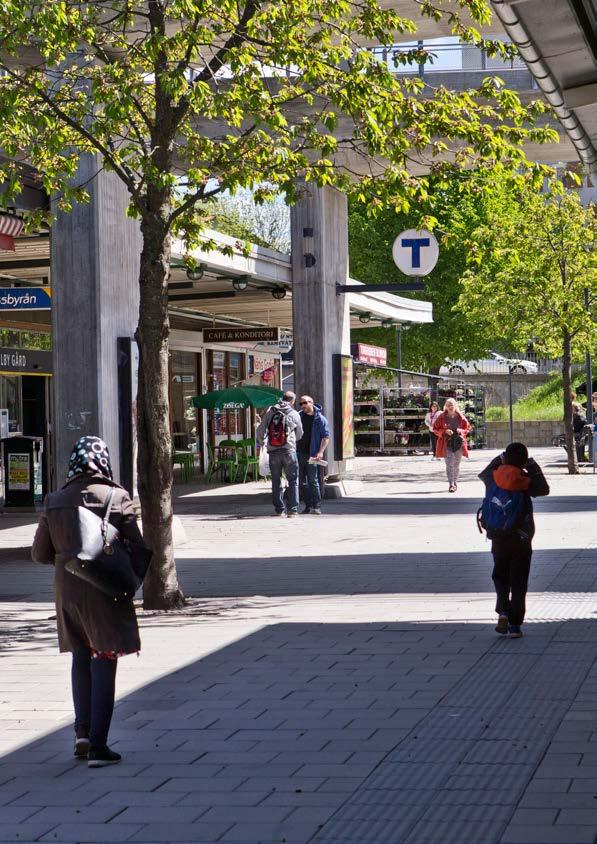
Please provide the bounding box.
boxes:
[392,229,439,277]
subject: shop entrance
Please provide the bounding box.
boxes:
[21,375,51,495]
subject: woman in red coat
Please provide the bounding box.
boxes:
[433,398,471,492]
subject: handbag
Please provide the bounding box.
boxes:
[64,489,148,600]
[446,432,464,452]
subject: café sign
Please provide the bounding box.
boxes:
[203,327,279,344]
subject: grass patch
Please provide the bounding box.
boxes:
[486,372,586,422]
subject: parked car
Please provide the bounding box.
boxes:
[439,352,539,376]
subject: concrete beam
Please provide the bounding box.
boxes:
[563,82,597,110]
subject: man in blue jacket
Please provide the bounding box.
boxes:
[297,395,330,515]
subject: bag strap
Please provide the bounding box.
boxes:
[101,488,116,546]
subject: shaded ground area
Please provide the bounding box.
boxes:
[0,448,596,843]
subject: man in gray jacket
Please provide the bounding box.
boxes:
[256,391,303,517]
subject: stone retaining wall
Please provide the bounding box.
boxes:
[486,420,561,449]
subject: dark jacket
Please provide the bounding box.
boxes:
[256,401,303,453]
[31,474,146,654]
[573,410,587,436]
[299,404,330,458]
[479,456,550,541]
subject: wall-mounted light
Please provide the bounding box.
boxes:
[232,276,249,292]
[271,287,287,300]
[381,319,394,328]
[186,262,207,281]
[358,312,372,324]
[304,253,316,268]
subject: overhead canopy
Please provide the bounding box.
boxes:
[491,0,597,174]
[169,230,433,330]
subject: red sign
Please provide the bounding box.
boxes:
[356,343,387,366]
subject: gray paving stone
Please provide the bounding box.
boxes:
[509,807,559,824]
[500,826,595,844]
[404,819,506,843]
[127,822,234,842]
[38,824,142,842]
[315,818,416,843]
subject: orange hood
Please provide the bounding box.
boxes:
[493,464,531,492]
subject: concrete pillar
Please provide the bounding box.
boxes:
[50,157,140,485]
[291,184,351,479]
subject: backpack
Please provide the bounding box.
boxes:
[477,480,527,539]
[267,411,288,447]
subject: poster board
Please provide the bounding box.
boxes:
[333,354,355,460]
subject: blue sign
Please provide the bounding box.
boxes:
[0,287,52,310]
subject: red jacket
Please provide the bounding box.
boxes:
[433,410,471,458]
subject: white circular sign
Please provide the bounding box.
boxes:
[392,228,439,276]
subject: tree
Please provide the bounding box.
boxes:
[348,170,525,370]
[0,1,556,607]
[206,190,290,253]
[457,181,597,474]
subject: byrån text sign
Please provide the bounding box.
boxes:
[0,287,52,310]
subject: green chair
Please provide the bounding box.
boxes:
[236,438,260,483]
[207,440,238,484]
[172,450,194,482]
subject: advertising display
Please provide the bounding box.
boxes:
[333,354,355,460]
[8,452,30,490]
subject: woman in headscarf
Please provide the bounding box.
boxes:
[32,436,149,768]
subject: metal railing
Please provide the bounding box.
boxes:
[371,40,528,78]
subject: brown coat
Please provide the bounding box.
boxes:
[31,473,146,654]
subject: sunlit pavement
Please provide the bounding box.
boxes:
[1,448,596,843]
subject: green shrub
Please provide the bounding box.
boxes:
[487,372,586,422]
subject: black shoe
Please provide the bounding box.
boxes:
[88,747,122,768]
[74,737,90,759]
[302,507,312,514]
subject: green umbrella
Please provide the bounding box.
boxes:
[192,385,283,410]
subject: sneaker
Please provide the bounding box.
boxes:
[88,747,122,768]
[311,508,322,515]
[495,615,508,635]
[273,512,286,517]
[287,511,298,518]
[448,484,456,493]
[302,507,312,515]
[508,625,523,639]
[74,737,90,759]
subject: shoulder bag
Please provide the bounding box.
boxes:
[64,489,148,600]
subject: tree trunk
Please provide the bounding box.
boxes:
[136,212,185,609]
[562,331,578,476]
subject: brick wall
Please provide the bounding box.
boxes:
[486,420,562,449]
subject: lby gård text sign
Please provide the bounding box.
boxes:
[0,287,52,310]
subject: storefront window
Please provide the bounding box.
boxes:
[206,349,247,444]
[171,351,199,453]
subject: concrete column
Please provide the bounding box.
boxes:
[50,156,140,485]
[291,184,351,479]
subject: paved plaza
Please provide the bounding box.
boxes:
[1,448,597,844]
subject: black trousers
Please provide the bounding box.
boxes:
[491,536,533,626]
[71,648,118,750]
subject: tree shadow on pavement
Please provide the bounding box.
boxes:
[1,618,596,844]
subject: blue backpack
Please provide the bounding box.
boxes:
[477,481,528,538]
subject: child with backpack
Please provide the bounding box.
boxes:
[478,442,549,639]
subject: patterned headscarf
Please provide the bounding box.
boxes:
[67,436,113,481]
